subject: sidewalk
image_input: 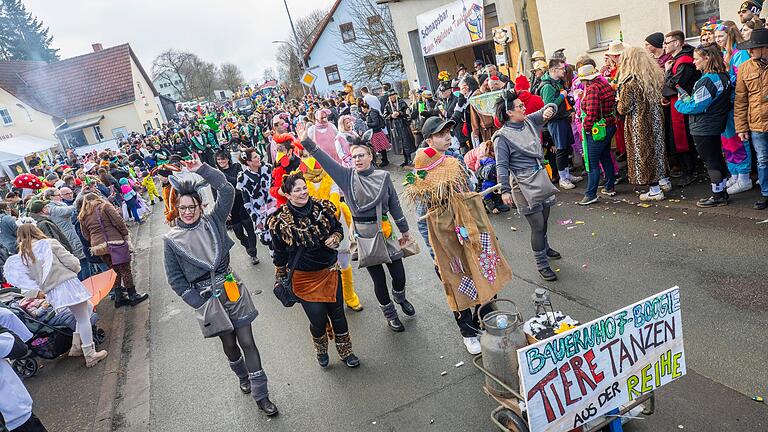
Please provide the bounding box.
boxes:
[22,214,154,432]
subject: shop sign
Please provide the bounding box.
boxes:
[416,0,484,57]
[517,287,686,432]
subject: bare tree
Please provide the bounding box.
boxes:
[183,56,219,100]
[275,7,328,96]
[152,49,195,100]
[334,0,404,86]
[220,62,244,92]
[262,66,276,82]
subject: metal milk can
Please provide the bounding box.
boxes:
[480,299,527,399]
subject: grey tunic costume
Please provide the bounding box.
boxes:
[163,163,257,329]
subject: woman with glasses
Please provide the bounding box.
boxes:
[296,123,415,333]
[162,154,278,416]
[493,90,561,281]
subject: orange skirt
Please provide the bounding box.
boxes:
[292,268,338,303]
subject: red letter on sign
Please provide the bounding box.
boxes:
[584,349,605,384]
[527,367,560,422]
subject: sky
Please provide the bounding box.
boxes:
[23,0,336,84]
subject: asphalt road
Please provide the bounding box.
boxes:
[25,164,768,432]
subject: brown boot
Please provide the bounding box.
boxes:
[82,343,108,367]
[312,334,329,368]
[68,332,83,357]
[334,333,360,368]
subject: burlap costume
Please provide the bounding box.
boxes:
[405,148,511,312]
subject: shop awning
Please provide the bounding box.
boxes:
[0,135,57,161]
[55,115,104,134]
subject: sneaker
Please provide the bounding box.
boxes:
[660,181,673,193]
[577,196,598,206]
[538,267,558,281]
[725,176,738,188]
[559,179,576,190]
[754,197,768,210]
[463,337,481,355]
[250,256,260,265]
[600,188,616,197]
[614,173,622,185]
[726,178,752,195]
[546,248,562,260]
[569,175,584,184]
[639,191,665,202]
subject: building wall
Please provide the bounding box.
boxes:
[66,103,142,145]
[535,0,744,67]
[306,0,407,95]
[130,58,165,132]
[0,87,57,141]
[153,71,184,101]
[386,0,536,87]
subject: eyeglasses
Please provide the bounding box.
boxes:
[513,104,526,110]
[663,40,678,45]
[350,153,369,160]
[178,205,199,214]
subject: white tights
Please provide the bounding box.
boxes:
[68,301,94,346]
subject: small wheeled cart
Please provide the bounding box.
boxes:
[472,354,656,432]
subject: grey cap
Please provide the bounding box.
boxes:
[421,116,455,138]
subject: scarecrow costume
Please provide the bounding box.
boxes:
[303,158,363,311]
[405,146,510,337]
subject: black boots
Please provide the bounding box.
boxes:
[380,302,404,332]
[228,357,251,394]
[755,196,768,210]
[125,286,149,306]
[697,192,728,208]
[392,290,415,316]
[114,286,130,308]
[379,151,390,167]
[312,334,330,368]
[538,267,558,281]
[334,333,360,368]
[248,370,278,416]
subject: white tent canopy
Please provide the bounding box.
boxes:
[0,135,58,179]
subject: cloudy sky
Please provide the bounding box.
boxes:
[23,0,336,83]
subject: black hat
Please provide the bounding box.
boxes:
[387,89,397,96]
[421,116,454,138]
[645,32,664,49]
[740,0,764,14]
[737,28,768,49]
[474,59,484,67]
[438,82,452,92]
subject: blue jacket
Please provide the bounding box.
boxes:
[675,72,730,136]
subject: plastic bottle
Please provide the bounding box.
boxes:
[223,273,240,302]
[496,315,508,329]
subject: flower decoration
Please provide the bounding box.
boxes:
[402,170,428,186]
[437,70,450,82]
[381,215,393,239]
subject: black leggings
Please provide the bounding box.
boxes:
[219,324,262,372]
[365,258,406,305]
[231,214,259,258]
[524,206,551,251]
[693,135,729,184]
[300,278,348,338]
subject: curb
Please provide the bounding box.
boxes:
[92,306,126,432]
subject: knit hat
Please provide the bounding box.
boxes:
[514,75,531,92]
[645,32,664,49]
[119,177,129,185]
[740,0,764,14]
[27,199,49,214]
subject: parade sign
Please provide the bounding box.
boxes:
[468,89,503,116]
[517,287,685,432]
[416,0,485,57]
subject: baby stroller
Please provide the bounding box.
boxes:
[0,289,105,378]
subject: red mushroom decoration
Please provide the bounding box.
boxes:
[13,173,43,190]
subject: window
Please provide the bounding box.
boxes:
[681,0,720,39]
[174,80,182,85]
[93,125,104,141]
[325,64,341,85]
[145,121,153,133]
[112,127,128,139]
[368,15,384,35]
[340,22,356,43]
[0,108,12,126]
[155,118,161,129]
[587,15,621,49]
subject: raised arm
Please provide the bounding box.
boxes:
[197,163,234,224]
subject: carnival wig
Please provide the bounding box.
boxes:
[618,47,664,104]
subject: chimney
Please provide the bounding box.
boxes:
[92,43,103,52]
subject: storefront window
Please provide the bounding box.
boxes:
[681,0,720,39]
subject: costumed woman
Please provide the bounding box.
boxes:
[297,125,415,333]
[215,150,261,265]
[382,90,416,167]
[270,133,306,207]
[236,148,276,254]
[493,91,562,281]
[162,154,278,416]
[303,157,363,311]
[307,109,352,167]
[406,117,509,354]
[714,20,753,194]
[268,172,361,368]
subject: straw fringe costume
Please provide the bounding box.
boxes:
[405,147,510,337]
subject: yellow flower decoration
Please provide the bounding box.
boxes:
[381,218,393,239]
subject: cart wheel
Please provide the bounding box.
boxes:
[12,358,39,378]
[495,409,529,432]
[93,327,106,345]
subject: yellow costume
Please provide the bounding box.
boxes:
[304,158,362,311]
[141,175,161,204]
